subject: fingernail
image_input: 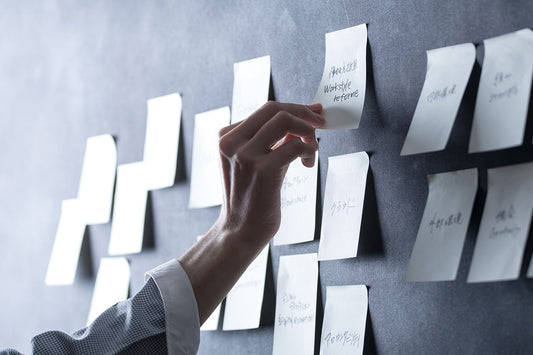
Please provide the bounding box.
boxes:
[308,103,323,113]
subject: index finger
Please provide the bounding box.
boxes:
[233,101,324,138]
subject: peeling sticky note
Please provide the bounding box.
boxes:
[313,24,367,129]
[108,162,147,256]
[406,168,478,282]
[274,153,318,245]
[231,55,270,124]
[77,134,117,224]
[87,257,130,326]
[467,162,533,283]
[318,152,369,261]
[45,199,86,285]
[143,93,182,190]
[319,285,368,355]
[401,43,475,155]
[222,245,269,330]
[469,29,533,153]
[189,107,230,209]
[273,253,318,355]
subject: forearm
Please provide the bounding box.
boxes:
[178,219,267,324]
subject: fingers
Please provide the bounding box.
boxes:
[237,101,324,138]
[267,138,317,168]
[248,111,319,152]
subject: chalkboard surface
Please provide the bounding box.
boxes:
[0,1,532,354]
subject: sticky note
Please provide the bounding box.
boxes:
[318,152,369,261]
[198,236,222,331]
[87,257,130,325]
[405,168,478,282]
[401,43,476,155]
[143,93,182,190]
[467,162,533,283]
[222,245,269,330]
[528,256,533,278]
[468,29,533,153]
[231,55,270,124]
[319,285,368,355]
[77,134,117,224]
[189,107,230,209]
[273,253,318,355]
[45,199,86,285]
[108,162,147,256]
[313,24,367,129]
[274,153,318,245]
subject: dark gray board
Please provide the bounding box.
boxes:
[0,0,532,354]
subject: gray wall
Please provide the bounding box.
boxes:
[0,1,532,354]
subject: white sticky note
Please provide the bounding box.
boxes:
[405,168,478,282]
[198,236,222,331]
[313,24,367,129]
[189,107,230,209]
[273,253,318,355]
[45,199,86,285]
[108,162,147,256]
[77,134,117,224]
[319,285,368,355]
[86,257,130,326]
[143,93,182,190]
[231,55,270,124]
[401,43,476,155]
[469,29,533,153]
[318,152,369,261]
[274,153,318,245]
[467,162,533,283]
[222,245,269,330]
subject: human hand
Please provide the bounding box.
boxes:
[215,101,324,248]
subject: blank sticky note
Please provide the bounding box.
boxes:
[198,236,222,331]
[313,24,367,129]
[231,55,270,124]
[405,168,478,282]
[273,253,318,355]
[108,162,147,256]
[45,199,86,285]
[274,153,318,245]
[189,107,230,209]
[143,93,182,190]
[401,43,476,155]
[469,29,533,153]
[319,285,368,355]
[77,134,117,224]
[318,152,369,261]
[467,162,533,283]
[87,257,130,326]
[223,245,269,330]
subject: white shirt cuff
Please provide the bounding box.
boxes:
[146,259,200,355]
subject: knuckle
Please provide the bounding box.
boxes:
[234,148,254,168]
[218,135,233,157]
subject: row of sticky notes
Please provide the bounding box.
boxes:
[406,162,533,283]
[204,253,369,355]
[402,28,533,155]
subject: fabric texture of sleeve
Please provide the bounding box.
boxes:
[146,259,200,355]
[0,277,167,355]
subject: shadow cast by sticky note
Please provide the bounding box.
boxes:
[269,74,276,102]
[142,193,155,250]
[314,277,324,355]
[358,166,384,257]
[361,39,384,127]
[175,124,187,183]
[260,249,276,327]
[314,155,323,242]
[364,303,378,355]
[76,227,94,280]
